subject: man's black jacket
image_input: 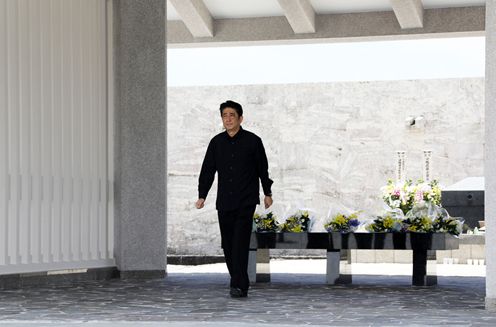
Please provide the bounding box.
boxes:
[198,127,273,211]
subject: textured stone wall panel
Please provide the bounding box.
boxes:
[167,78,484,255]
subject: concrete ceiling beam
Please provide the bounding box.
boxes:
[277,0,316,34]
[168,7,484,47]
[390,0,424,29]
[169,0,213,37]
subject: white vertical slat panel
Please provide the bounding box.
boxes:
[89,0,98,261]
[97,0,106,259]
[51,0,62,263]
[18,0,31,264]
[1,0,114,275]
[7,0,20,266]
[99,0,105,260]
[103,0,110,259]
[40,0,53,263]
[29,0,42,264]
[106,0,114,260]
[71,0,82,262]
[0,0,8,266]
[94,0,101,259]
[61,0,72,262]
[80,0,90,262]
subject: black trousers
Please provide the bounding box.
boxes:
[217,205,255,292]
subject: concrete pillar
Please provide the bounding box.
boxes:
[113,0,167,278]
[486,0,496,309]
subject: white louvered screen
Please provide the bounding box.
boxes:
[0,0,114,275]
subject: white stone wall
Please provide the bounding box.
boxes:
[167,78,484,256]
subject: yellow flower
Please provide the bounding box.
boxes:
[383,217,394,229]
[333,214,346,225]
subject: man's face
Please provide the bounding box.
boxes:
[221,107,243,131]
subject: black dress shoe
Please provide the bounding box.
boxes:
[230,287,248,298]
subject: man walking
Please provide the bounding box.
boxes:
[196,100,273,298]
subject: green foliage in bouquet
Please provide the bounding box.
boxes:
[366,214,405,232]
[280,210,311,232]
[324,212,360,233]
[253,212,279,232]
[432,216,462,236]
[403,202,463,235]
[404,215,434,233]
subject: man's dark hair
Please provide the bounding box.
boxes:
[219,100,243,117]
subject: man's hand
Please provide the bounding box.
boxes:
[196,198,205,209]
[264,195,273,209]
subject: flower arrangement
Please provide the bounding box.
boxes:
[366,209,406,232]
[280,210,311,232]
[381,179,441,215]
[253,211,279,232]
[415,180,442,205]
[405,214,434,233]
[433,215,463,236]
[324,212,361,233]
[429,203,463,236]
[404,202,436,232]
[403,202,463,235]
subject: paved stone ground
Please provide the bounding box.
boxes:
[1,268,496,326]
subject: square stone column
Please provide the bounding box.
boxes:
[486,0,496,309]
[113,0,167,278]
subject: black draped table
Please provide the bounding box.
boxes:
[248,232,459,286]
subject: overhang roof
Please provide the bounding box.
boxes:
[167,0,484,21]
[167,0,485,47]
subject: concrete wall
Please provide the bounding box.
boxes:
[167,78,484,256]
[113,0,166,277]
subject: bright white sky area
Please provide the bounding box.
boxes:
[167,36,485,87]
